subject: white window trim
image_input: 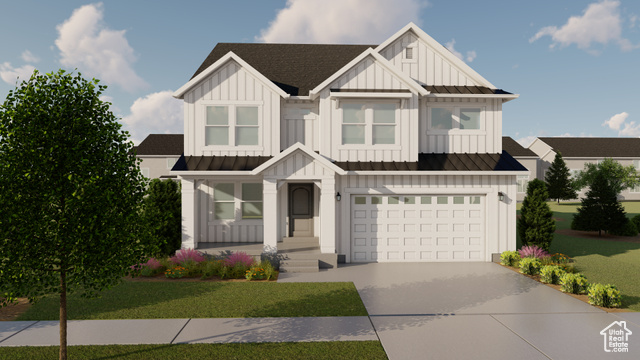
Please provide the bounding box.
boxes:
[338,100,401,150]
[517,175,529,193]
[166,157,179,169]
[200,101,264,150]
[211,182,264,223]
[427,104,486,135]
[402,41,417,63]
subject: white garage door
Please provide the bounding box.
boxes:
[351,195,485,262]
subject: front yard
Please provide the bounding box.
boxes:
[517,201,640,311]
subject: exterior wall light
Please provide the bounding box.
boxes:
[498,192,505,201]
[336,192,341,201]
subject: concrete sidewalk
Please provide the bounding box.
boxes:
[0,317,377,346]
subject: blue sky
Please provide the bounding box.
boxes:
[1,0,639,146]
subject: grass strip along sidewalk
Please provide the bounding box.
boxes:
[17,282,368,320]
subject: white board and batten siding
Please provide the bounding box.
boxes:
[317,55,420,162]
[336,174,516,262]
[182,60,281,157]
[281,102,319,151]
[379,31,480,87]
[421,98,503,154]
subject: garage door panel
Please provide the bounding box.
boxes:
[351,194,485,262]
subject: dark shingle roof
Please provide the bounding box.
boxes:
[424,85,511,95]
[192,43,373,96]
[502,137,536,157]
[172,155,272,171]
[538,137,640,158]
[336,152,526,171]
[136,134,184,156]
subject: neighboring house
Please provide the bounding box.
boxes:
[136,134,183,179]
[528,137,640,200]
[171,23,526,263]
[502,136,538,201]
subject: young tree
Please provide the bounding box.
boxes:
[143,178,182,256]
[0,70,157,360]
[573,158,639,195]
[517,179,556,251]
[545,152,577,203]
[572,171,629,236]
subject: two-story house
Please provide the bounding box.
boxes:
[171,23,526,264]
[136,134,183,179]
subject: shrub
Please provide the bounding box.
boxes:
[165,266,187,279]
[549,253,571,264]
[260,259,277,280]
[171,248,205,265]
[246,266,266,281]
[540,265,565,284]
[518,245,549,259]
[519,257,541,275]
[223,251,255,268]
[500,251,521,266]
[518,179,555,251]
[560,273,589,294]
[142,179,182,257]
[632,214,640,233]
[201,260,223,279]
[610,219,638,237]
[588,284,622,308]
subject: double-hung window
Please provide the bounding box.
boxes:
[213,183,263,220]
[342,103,397,145]
[241,183,263,219]
[517,175,529,193]
[205,105,260,146]
[429,106,483,131]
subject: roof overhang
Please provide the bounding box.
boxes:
[173,51,290,99]
[343,170,527,176]
[426,93,519,102]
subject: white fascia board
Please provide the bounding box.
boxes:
[426,93,519,101]
[173,51,290,99]
[137,155,181,158]
[171,171,253,177]
[330,92,413,99]
[376,23,496,89]
[251,142,346,175]
[344,170,527,176]
[309,48,428,99]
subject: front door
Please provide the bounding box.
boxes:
[289,183,314,237]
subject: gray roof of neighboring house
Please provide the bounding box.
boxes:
[537,137,640,158]
[136,134,184,156]
[502,137,537,157]
[172,152,526,172]
[190,43,512,96]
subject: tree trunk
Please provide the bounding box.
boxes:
[59,269,67,360]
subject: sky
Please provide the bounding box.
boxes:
[1,0,640,147]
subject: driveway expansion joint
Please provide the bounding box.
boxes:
[170,318,191,344]
[489,314,553,360]
[0,320,39,344]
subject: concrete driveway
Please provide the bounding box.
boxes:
[278,262,640,360]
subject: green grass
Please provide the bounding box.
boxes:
[0,342,388,360]
[17,282,368,320]
[517,201,640,311]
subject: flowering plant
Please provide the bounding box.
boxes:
[165,266,187,278]
[223,251,255,268]
[171,249,205,265]
[245,267,266,281]
[518,245,549,259]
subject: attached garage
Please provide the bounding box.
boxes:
[351,194,485,262]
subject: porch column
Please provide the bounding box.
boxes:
[263,178,278,253]
[181,178,197,249]
[319,176,336,253]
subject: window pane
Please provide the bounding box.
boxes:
[373,125,395,145]
[460,108,481,130]
[343,104,365,123]
[431,108,453,129]
[470,196,481,204]
[215,202,235,220]
[236,107,258,125]
[342,125,365,144]
[206,126,228,145]
[437,196,448,204]
[166,157,178,169]
[371,196,382,204]
[453,196,464,204]
[242,202,263,219]
[421,196,431,204]
[404,197,415,204]
[388,196,399,204]
[354,196,366,204]
[373,104,395,123]
[242,183,262,201]
[214,183,234,201]
[207,106,228,125]
[236,127,259,146]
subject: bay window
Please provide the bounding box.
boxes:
[205,105,260,146]
[341,102,397,145]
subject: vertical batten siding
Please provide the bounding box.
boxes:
[281,102,319,151]
[183,60,281,157]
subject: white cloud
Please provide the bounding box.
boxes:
[603,111,640,136]
[0,62,35,85]
[516,135,537,148]
[121,91,182,145]
[445,39,476,63]
[603,111,629,130]
[530,0,639,52]
[258,0,426,44]
[55,3,147,92]
[21,50,39,63]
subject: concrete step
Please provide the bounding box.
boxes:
[281,236,319,244]
[279,258,319,273]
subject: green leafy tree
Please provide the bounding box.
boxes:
[545,152,577,203]
[0,70,157,360]
[143,178,182,256]
[573,158,639,195]
[517,179,556,251]
[572,171,629,236]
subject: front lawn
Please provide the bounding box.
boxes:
[517,201,640,311]
[0,342,388,360]
[17,282,368,320]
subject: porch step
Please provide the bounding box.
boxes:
[279,259,319,273]
[281,237,319,244]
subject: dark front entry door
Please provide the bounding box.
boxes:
[289,183,314,237]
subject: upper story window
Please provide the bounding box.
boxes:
[205,105,260,146]
[342,103,397,145]
[428,106,484,131]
